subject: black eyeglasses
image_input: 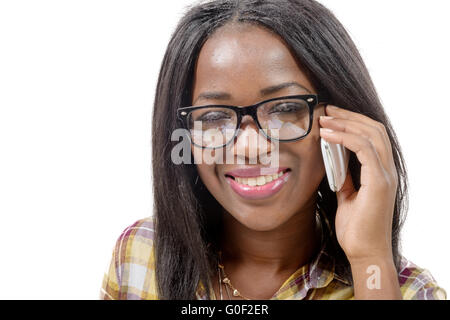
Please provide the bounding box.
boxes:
[177,93,330,149]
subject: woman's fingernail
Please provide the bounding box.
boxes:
[320,128,334,133]
[320,116,334,120]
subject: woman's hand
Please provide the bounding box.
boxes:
[319,105,402,299]
[319,105,399,263]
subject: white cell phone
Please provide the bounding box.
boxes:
[320,138,350,192]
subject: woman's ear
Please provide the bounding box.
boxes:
[324,104,332,117]
[316,104,326,118]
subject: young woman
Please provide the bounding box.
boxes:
[101,0,446,300]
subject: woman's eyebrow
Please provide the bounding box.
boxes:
[193,81,311,104]
[260,81,311,96]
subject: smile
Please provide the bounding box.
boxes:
[225,168,291,200]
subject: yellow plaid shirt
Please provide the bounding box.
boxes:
[100,217,446,300]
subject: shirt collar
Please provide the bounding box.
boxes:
[271,234,339,299]
[196,210,351,300]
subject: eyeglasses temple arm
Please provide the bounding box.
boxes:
[318,91,331,104]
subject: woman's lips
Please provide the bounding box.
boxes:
[225,169,291,200]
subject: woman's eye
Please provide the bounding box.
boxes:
[198,112,231,122]
[268,103,302,114]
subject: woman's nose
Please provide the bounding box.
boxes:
[232,115,274,162]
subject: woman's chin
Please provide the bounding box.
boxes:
[228,211,290,232]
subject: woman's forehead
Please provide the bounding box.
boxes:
[197,25,299,74]
[192,24,315,102]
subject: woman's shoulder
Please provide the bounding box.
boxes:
[114,216,156,261]
[100,216,158,300]
[118,216,156,244]
[398,255,447,300]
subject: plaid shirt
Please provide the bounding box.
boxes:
[100,217,447,300]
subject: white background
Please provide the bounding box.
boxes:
[0,0,448,299]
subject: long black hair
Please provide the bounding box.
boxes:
[151,0,408,299]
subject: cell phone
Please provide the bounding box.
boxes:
[320,138,350,192]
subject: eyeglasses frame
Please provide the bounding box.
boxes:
[177,93,330,150]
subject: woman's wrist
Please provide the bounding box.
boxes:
[349,253,403,300]
[347,249,394,267]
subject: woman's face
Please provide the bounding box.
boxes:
[191,24,326,231]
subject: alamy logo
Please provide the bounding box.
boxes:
[366,265,381,290]
[170,127,280,167]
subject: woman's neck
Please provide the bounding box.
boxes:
[219,201,322,275]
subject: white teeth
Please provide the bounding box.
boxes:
[233,171,286,187]
[256,176,265,186]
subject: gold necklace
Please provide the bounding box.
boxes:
[217,250,256,300]
[217,255,286,300]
